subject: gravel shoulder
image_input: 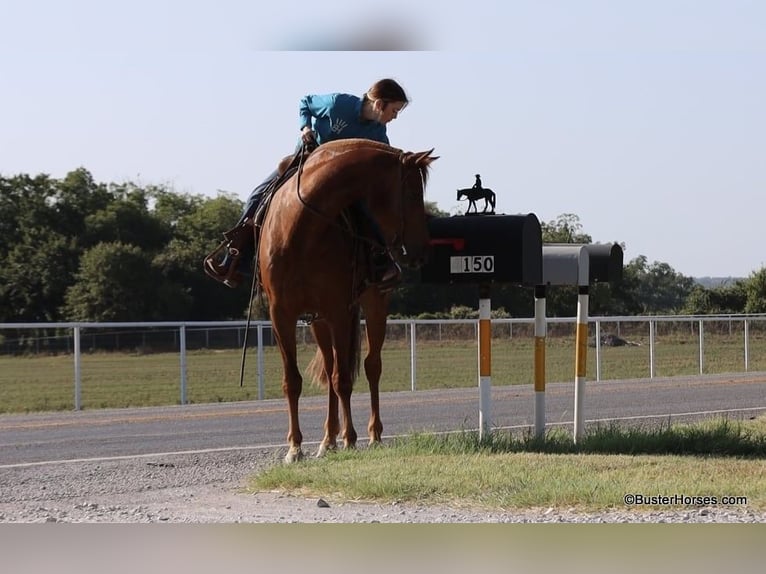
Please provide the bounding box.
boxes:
[1,448,764,523]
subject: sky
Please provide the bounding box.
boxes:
[2,0,765,279]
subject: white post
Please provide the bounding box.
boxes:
[533,285,546,438]
[595,319,602,382]
[699,319,705,375]
[744,319,750,372]
[649,320,656,379]
[573,253,590,444]
[410,320,417,392]
[179,324,187,405]
[478,284,492,440]
[73,325,82,411]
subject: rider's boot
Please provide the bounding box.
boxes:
[370,249,402,293]
[203,219,255,288]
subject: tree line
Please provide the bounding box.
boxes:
[1,169,765,324]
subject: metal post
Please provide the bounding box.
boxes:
[649,320,656,378]
[699,319,705,375]
[179,324,187,405]
[744,319,750,372]
[73,325,82,411]
[478,284,492,440]
[573,255,590,443]
[410,320,417,392]
[533,285,546,438]
[595,319,602,382]
[257,323,265,400]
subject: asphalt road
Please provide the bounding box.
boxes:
[2,373,765,467]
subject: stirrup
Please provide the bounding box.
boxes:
[203,243,244,288]
[369,260,402,293]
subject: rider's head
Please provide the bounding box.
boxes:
[365,78,409,124]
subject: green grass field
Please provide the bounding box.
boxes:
[251,417,766,511]
[2,329,766,413]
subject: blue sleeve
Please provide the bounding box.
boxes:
[298,93,337,131]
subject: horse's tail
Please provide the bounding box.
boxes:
[307,347,328,389]
[349,304,362,385]
[306,304,362,390]
[489,190,496,208]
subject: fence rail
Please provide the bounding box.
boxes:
[2,315,766,411]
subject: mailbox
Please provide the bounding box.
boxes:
[420,214,543,285]
[584,243,623,284]
[541,243,624,286]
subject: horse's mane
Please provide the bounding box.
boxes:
[302,138,434,197]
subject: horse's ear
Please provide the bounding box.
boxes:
[413,148,439,166]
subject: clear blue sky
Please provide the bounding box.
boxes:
[2,1,765,278]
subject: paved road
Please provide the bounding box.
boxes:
[1,373,765,467]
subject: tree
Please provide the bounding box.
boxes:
[540,213,592,244]
[683,281,747,314]
[153,193,252,320]
[52,168,112,241]
[619,256,695,314]
[744,267,766,314]
[62,242,165,321]
[0,233,77,322]
[83,184,170,252]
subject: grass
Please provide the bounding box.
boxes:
[249,416,766,511]
[2,331,766,413]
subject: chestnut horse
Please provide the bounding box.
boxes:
[258,138,438,463]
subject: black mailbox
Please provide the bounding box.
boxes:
[420,214,543,285]
[584,243,623,284]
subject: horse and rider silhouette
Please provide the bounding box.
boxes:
[457,174,495,214]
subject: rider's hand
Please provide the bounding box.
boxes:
[301,127,317,146]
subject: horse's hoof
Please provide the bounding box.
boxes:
[368,438,382,448]
[284,447,304,464]
[316,442,337,458]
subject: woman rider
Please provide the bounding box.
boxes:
[204,78,410,290]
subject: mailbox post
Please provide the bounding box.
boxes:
[421,214,543,438]
[535,243,623,441]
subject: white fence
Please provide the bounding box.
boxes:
[2,315,766,410]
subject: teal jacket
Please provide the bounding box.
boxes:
[298,92,389,145]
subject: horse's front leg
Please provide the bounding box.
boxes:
[282,362,304,463]
[273,313,304,464]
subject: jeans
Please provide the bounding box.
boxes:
[241,168,280,224]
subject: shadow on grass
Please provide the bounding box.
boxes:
[392,417,766,458]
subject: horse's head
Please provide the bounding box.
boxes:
[362,146,438,269]
[456,189,462,201]
[391,149,439,268]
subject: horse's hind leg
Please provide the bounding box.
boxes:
[312,321,340,458]
[330,316,358,451]
[271,310,304,464]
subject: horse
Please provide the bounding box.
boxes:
[257,138,438,463]
[457,187,496,214]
